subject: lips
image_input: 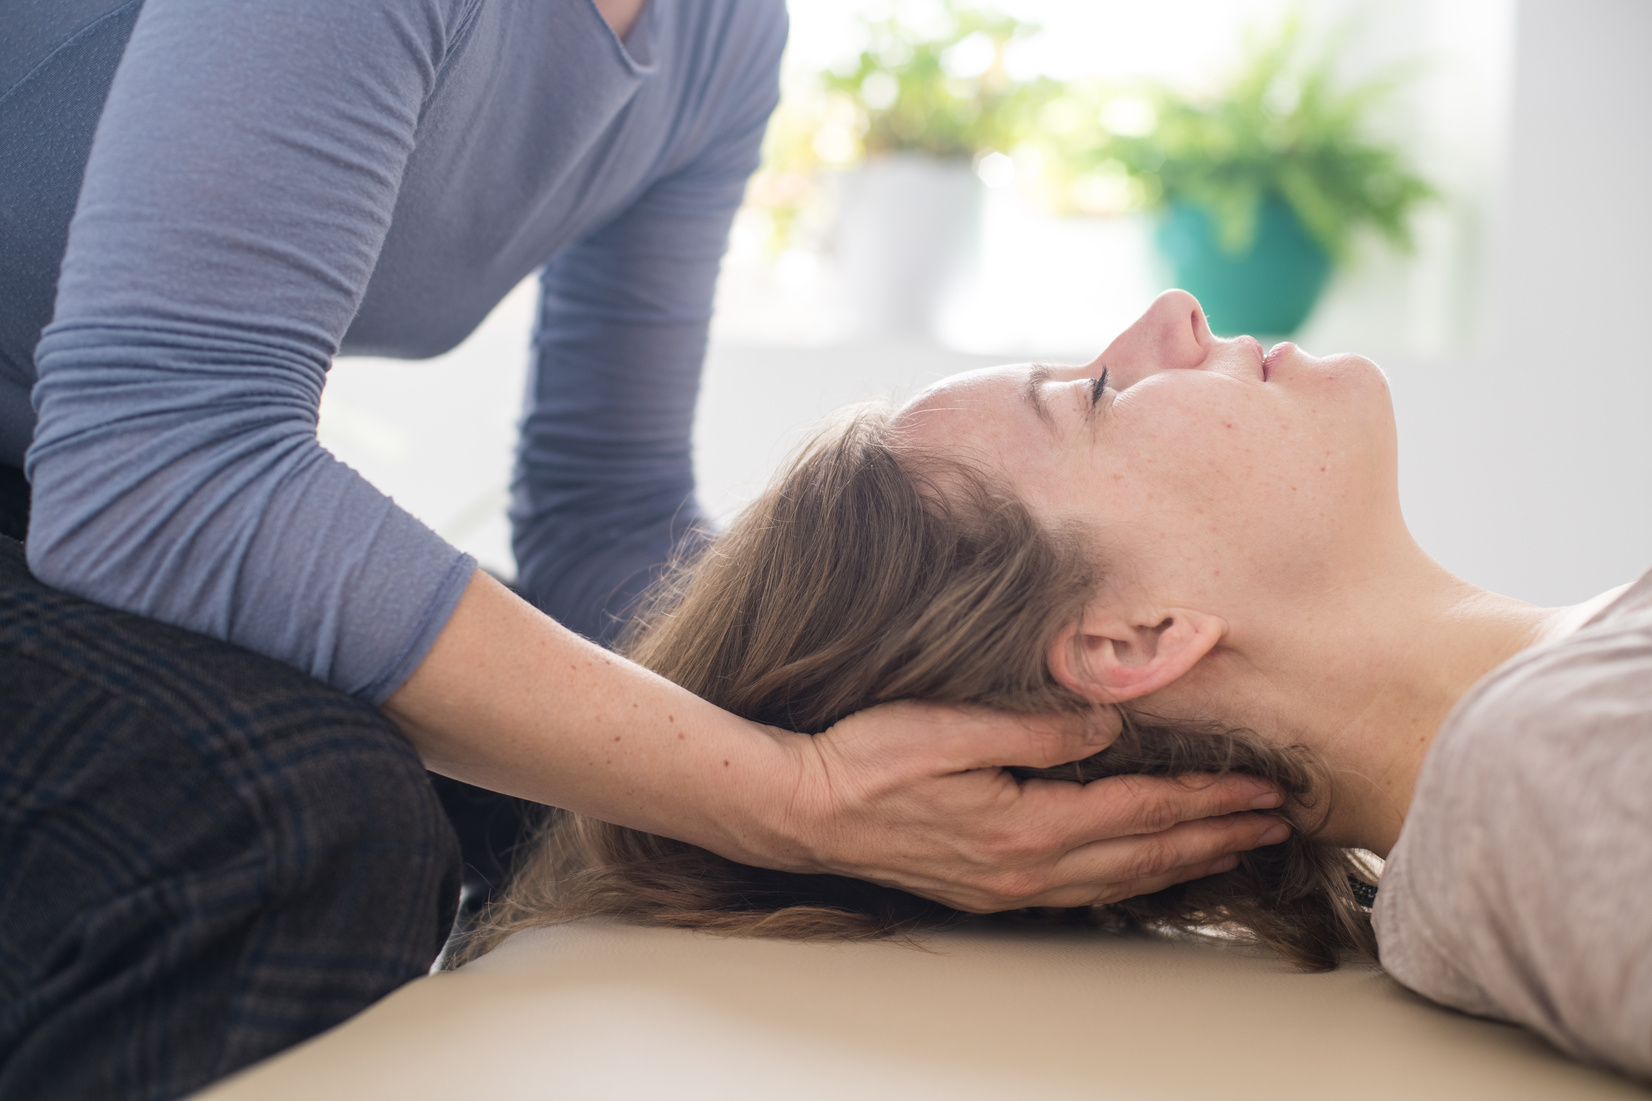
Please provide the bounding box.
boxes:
[1262,342,1295,381]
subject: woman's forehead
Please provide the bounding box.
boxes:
[895,365,1033,432]
[889,364,1075,488]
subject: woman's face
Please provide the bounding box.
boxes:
[892,291,1402,627]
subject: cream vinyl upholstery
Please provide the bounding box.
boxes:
[194,921,1650,1100]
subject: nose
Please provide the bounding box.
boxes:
[1090,289,1213,386]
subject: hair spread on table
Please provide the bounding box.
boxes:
[453,405,1379,971]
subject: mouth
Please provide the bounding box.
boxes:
[1262,342,1295,381]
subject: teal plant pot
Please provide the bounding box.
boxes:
[1154,196,1332,337]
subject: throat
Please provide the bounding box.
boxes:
[593,0,649,41]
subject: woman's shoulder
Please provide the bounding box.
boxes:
[1416,569,1652,838]
[1374,566,1652,1077]
[1450,567,1652,761]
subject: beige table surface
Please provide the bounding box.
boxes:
[195,920,1650,1100]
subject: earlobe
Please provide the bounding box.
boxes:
[1048,606,1226,703]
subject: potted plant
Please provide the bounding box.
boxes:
[1090,19,1434,336]
[820,2,1055,337]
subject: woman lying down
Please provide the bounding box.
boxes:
[456,291,1651,1081]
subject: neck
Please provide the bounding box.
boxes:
[1209,546,1612,858]
[1311,569,1551,855]
[593,0,648,41]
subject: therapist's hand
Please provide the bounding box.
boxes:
[769,700,1287,913]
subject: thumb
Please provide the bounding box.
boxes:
[945,705,1122,772]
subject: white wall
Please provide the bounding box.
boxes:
[1390,0,1652,605]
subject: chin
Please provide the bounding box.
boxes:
[1339,351,1391,389]
[1298,349,1396,439]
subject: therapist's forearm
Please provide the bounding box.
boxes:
[382,567,806,868]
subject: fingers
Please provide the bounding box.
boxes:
[1045,772,1283,849]
[1031,853,1241,910]
[1022,813,1291,909]
[917,810,1290,914]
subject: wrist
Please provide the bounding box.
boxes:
[699,721,829,875]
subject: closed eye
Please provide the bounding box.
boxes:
[1089,367,1109,407]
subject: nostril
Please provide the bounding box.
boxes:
[1187,300,1211,342]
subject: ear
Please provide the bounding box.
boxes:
[1047,603,1226,703]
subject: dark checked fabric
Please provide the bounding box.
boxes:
[0,466,25,543]
[0,530,461,1101]
[431,773,549,928]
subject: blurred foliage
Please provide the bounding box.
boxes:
[1084,17,1435,260]
[741,6,1434,263]
[821,1,1060,161]
[740,0,1058,254]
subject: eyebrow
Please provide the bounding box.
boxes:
[1022,364,1056,432]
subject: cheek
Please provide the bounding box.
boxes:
[1097,400,1355,575]
[1114,394,1277,509]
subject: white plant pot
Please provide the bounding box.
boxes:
[834,154,984,339]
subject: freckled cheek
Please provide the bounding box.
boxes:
[1064,407,1285,526]
[1098,400,1359,564]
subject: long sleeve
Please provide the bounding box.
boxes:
[28,0,478,702]
[510,11,783,642]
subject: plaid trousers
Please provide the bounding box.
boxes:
[0,524,461,1101]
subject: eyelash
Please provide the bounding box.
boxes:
[1089,367,1109,406]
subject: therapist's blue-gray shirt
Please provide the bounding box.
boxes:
[0,0,785,700]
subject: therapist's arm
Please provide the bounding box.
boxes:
[29,0,480,700]
[507,10,784,642]
[386,569,1286,913]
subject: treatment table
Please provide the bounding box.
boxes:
[194,921,1650,1100]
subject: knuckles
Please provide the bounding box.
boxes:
[971,809,1070,867]
[1106,775,1225,834]
[1116,834,1178,882]
[986,830,1054,867]
[961,869,1051,911]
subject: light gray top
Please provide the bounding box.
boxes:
[2,0,784,700]
[1376,568,1652,1081]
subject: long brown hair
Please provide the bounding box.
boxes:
[455,405,1378,970]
